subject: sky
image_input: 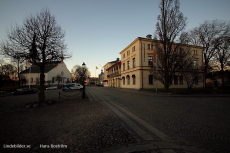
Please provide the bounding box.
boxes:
[0,0,230,77]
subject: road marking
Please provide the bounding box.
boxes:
[101,100,154,141]
[109,99,170,140]
[92,90,170,141]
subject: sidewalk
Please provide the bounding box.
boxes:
[0,91,137,153]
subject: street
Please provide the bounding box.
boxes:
[86,86,230,153]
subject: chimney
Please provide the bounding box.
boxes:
[146,34,152,39]
[116,58,119,61]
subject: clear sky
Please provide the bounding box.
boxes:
[0,0,230,77]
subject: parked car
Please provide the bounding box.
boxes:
[46,86,58,90]
[12,88,36,95]
[62,83,83,91]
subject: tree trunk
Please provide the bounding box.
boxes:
[38,65,45,103]
[203,60,208,88]
[17,60,20,87]
[220,62,225,87]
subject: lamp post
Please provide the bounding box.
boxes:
[82,62,86,99]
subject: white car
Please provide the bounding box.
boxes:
[62,83,83,91]
[46,86,58,90]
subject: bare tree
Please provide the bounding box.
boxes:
[71,65,90,83]
[189,20,230,87]
[1,9,71,103]
[178,32,204,89]
[178,57,202,89]
[212,36,230,87]
[0,63,16,77]
[153,0,187,90]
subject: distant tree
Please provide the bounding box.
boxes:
[1,9,71,103]
[189,19,230,87]
[0,63,16,77]
[71,65,90,84]
[20,75,28,86]
[153,0,187,90]
[11,56,25,87]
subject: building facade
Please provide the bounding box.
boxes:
[98,70,104,86]
[20,61,71,86]
[103,58,121,87]
[119,35,204,89]
[107,60,121,88]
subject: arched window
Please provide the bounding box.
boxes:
[122,77,125,85]
[126,75,130,85]
[132,75,136,85]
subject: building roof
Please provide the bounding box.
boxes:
[108,58,120,63]
[119,36,205,54]
[103,58,120,69]
[106,61,121,71]
[20,61,61,74]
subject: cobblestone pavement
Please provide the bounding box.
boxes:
[87,86,230,153]
[0,89,137,153]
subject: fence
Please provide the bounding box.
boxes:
[58,90,83,102]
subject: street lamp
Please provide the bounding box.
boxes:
[82,62,86,99]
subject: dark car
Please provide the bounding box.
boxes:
[12,88,36,95]
[62,86,71,91]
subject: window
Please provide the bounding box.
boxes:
[61,71,64,76]
[31,77,33,83]
[132,75,136,85]
[122,77,125,85]
[193,50,198,55]
[123,63,125,71]
[174,76,178,85]
[133,58,136,68]
[179,76,183,85]
[127,75,130,85]
[147,44,153,49]
[132,46,135,52]
[149,75,153,85]
[127,50,130,56]
[127,61,130,70]
[148,56,153,66]
[52,77,55,83]
[147,44,151,49]
[123,53,125,58]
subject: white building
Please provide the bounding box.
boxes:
[20,61,71,85]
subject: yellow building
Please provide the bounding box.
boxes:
[119,35,204,90]
[103,58,121,87]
